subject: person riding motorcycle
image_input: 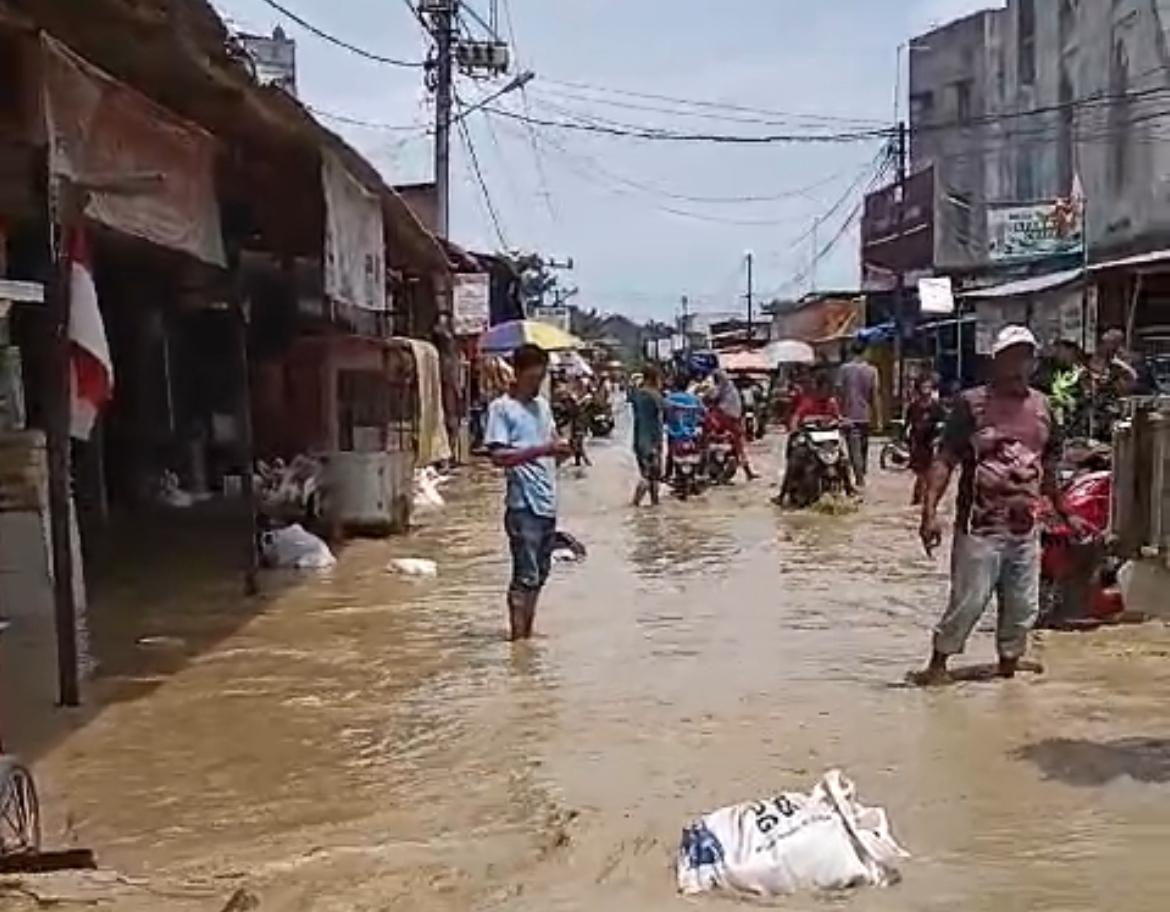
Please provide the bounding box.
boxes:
[777,372,848,504]
[706,370,758,481]
[664,374,705,483]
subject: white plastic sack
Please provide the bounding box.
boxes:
[260,524,336,570]
[677,769,908,897]
[387,558,438,577]
[413,467,446,510]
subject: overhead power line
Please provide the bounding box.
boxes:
[541,76,888,127]
[473,83,1170,147]
[254,0,425,67]
[500,0,559,223]
[757,153,894,298]
[911,82,1170,137]
[533,85,884,130]
[307,105,429,132]
[456,113,508,248]
[506,122,853,227]
[481,103,892,144]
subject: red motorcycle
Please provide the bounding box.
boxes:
[668,436,704,500]
[1039,468,1125,627]
[702,413,740,486]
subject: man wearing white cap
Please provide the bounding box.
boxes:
[915,325,1076,685]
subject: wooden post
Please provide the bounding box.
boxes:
[229,253,259,596]
[46,181,80,707]
[238,309,258,597]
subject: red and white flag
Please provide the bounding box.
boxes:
[67,228,113,440]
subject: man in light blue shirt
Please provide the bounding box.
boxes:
[664,374,705,444]
[485,344,572,640]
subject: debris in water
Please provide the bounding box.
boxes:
[677,769,907,897]
[387,558,439,577]
[259,524,336,570]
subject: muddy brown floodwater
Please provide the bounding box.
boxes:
[11,415,1170,911]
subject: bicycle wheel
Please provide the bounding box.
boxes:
[0,757,41,856]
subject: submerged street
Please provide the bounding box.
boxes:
[14,424,1170,911]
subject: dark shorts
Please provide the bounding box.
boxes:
[635,445,662,482]
[505,508,556,593]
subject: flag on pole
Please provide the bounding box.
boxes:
[1071,172,1085,212]
[67,228,113,440]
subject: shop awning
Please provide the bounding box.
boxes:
[1089,248,1170,274]
[718,349,773,373]
[958,267,1083,300]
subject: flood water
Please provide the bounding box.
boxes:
[13,417,1170,911]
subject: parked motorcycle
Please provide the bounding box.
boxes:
[778,419,852,508]
[668,437,704,500]
[1038,448,1125,628]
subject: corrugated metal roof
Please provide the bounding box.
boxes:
[957,267,1083,299]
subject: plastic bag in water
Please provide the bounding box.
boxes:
[677,769,908,897]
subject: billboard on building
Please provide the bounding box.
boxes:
[861,166,935,292]
[987,201,1083,263]
[452,273,489,336]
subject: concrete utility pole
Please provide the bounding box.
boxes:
[431,0,455,239]
[894,120,907,415]
[745,250,754,344]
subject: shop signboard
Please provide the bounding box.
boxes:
[452,273,490,336]
[42,36,225,266]
[917,276,954,314]
[530,305,571,332]
[861,166,935,292]
[987,201,1083,263]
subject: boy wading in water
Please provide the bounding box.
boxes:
[485,345,572,640]
[915,326,1080,685]
[628,365,665,506]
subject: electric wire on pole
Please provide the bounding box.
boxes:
[429,1,455,238]
[894,120,907,416]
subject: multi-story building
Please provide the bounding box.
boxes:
[909,8,1008,270]
[913,1,1170,266]
[238,25,298,96]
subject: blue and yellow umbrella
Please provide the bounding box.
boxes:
[479,319,582,354]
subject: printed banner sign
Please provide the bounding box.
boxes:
[530,305,571,332]
[452,273,489,335]
[322,150,386,311]
[918,276,955,315]
[42,36,225,266]
[987,201,1083,263]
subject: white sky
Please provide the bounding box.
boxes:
[214,0,1004,321]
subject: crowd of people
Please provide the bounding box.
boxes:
[481,328,1157,655]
